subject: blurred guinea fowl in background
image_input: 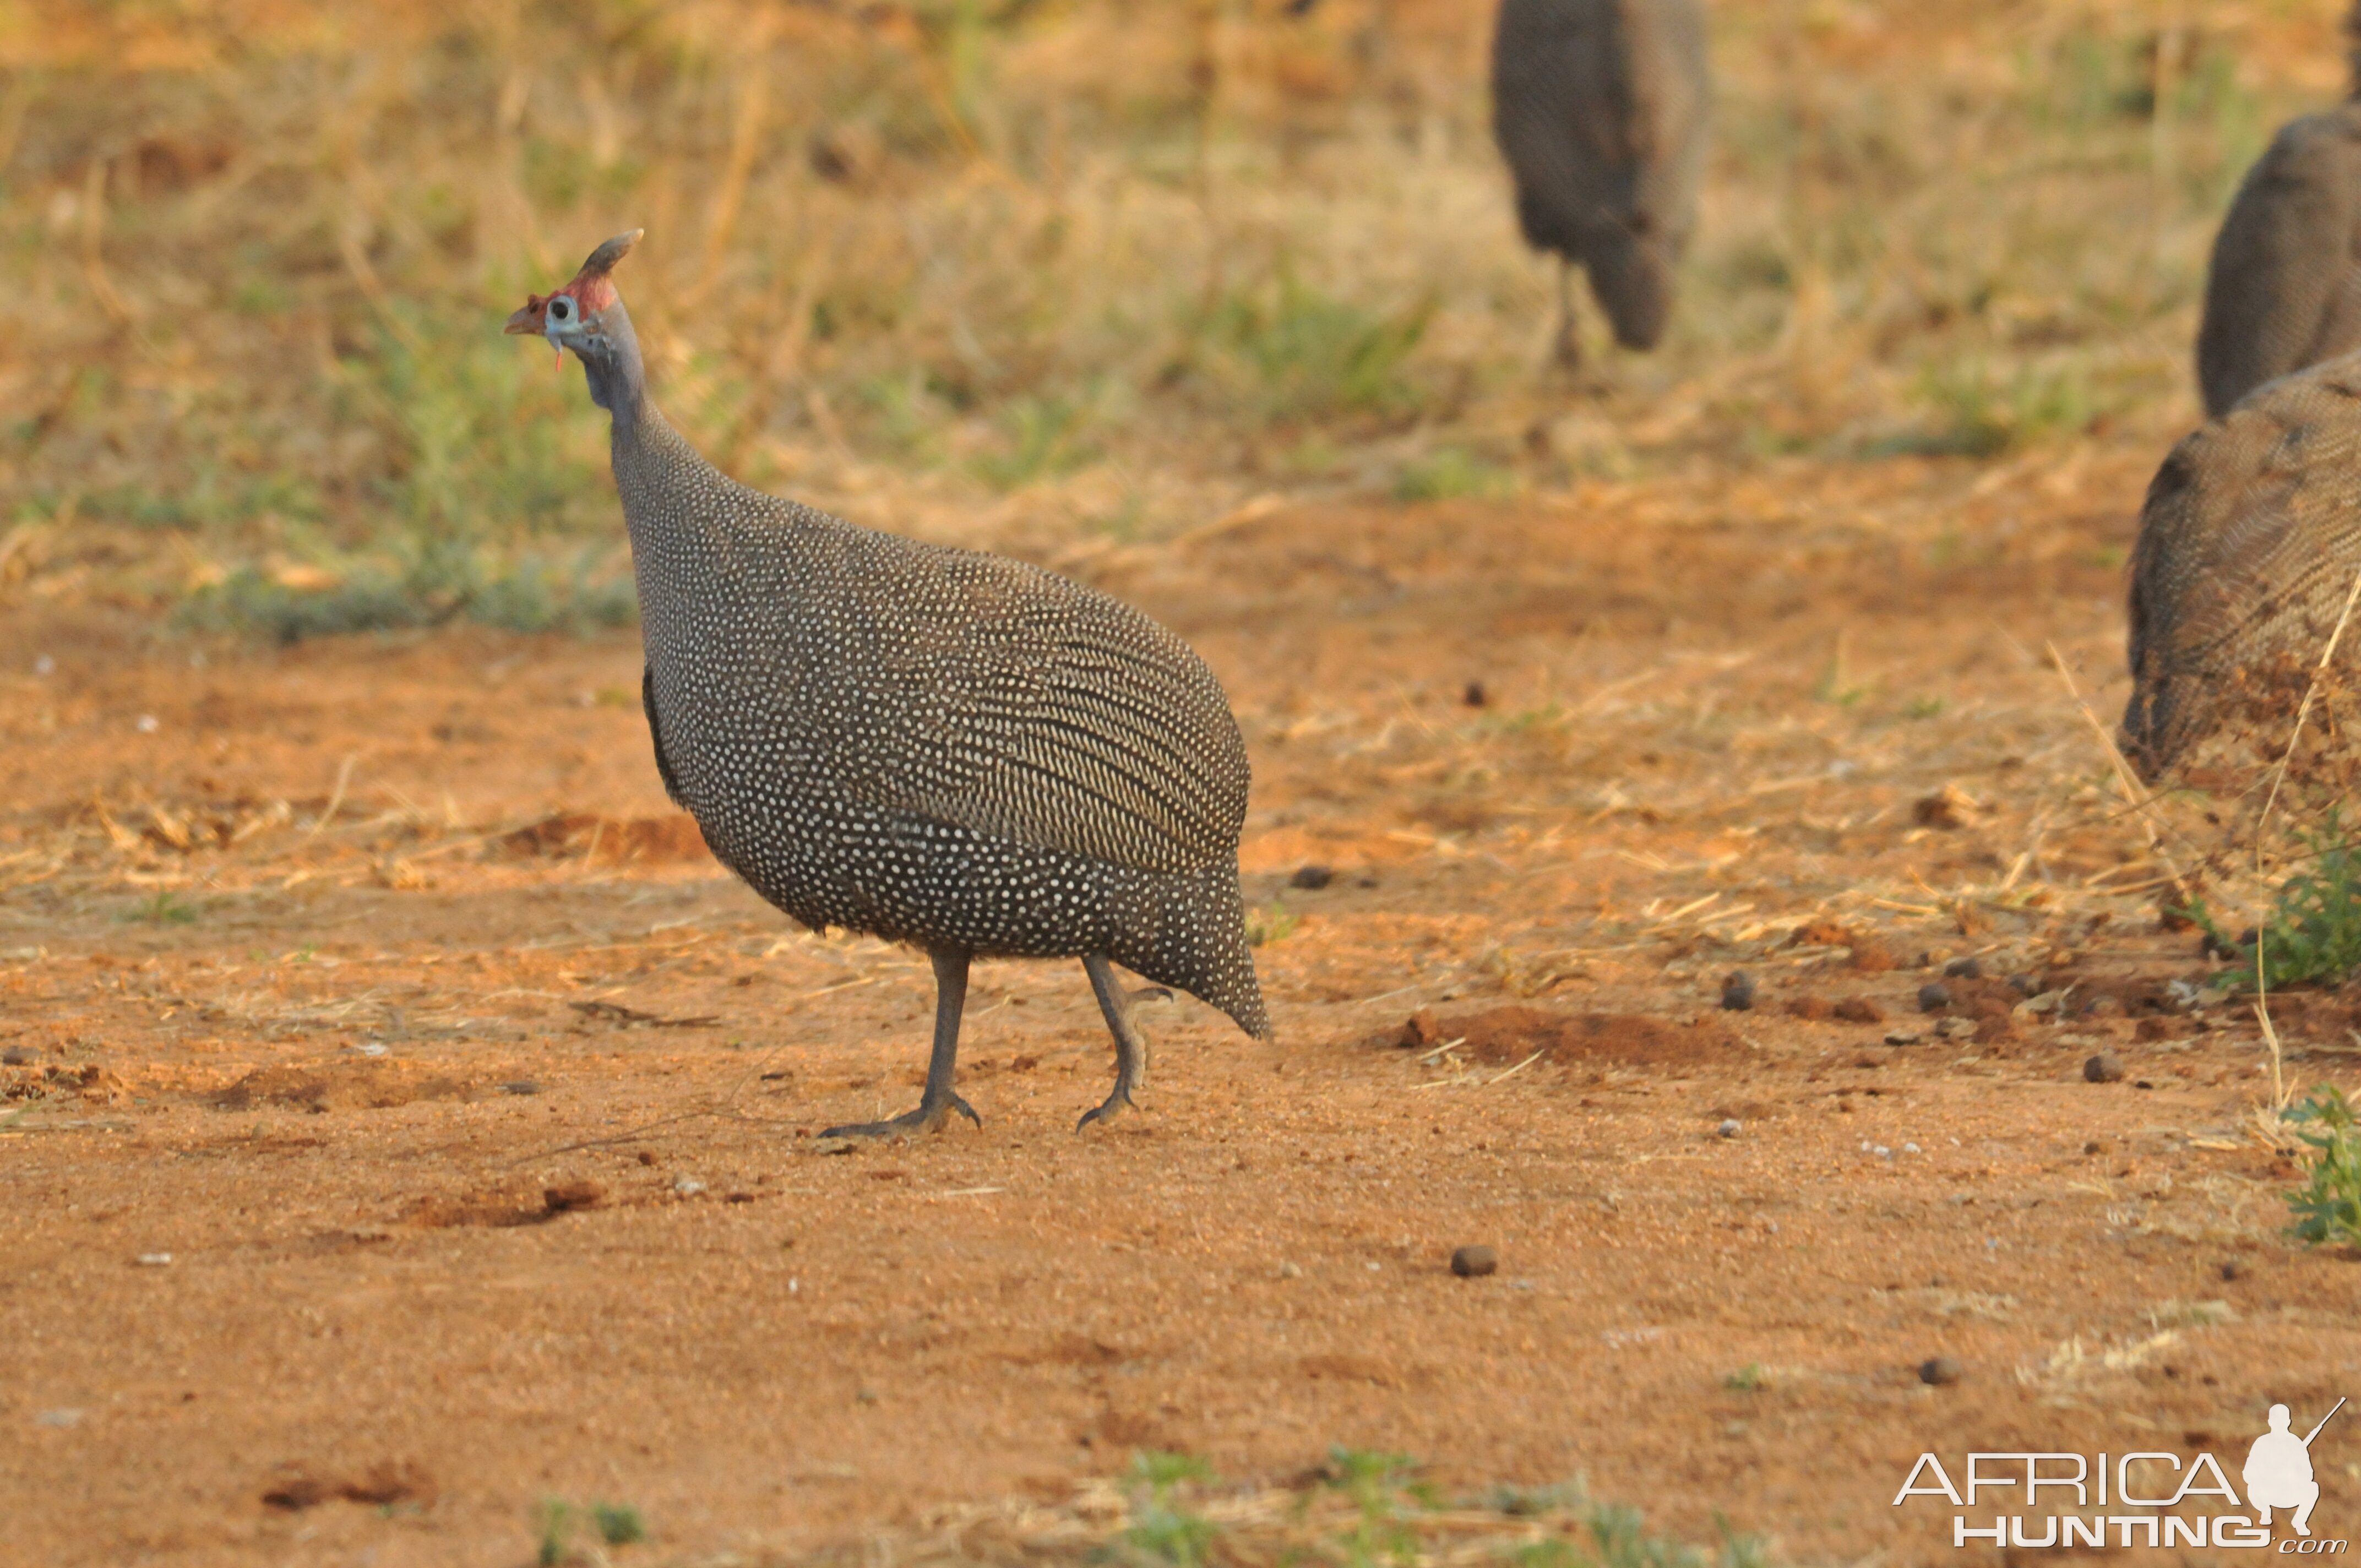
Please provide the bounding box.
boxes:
[1489,0,1713,369]
[2196,2,2361,416]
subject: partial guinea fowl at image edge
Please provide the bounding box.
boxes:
[2194,5,2361,418]
[507,231,1269,1139]
[2121,349,2361,781]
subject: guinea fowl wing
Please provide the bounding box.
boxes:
[796,524,1249,878]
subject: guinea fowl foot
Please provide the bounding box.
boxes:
[1551,324,1582,373]
[1075,1085,1134,1131]
[819,1095,981,1141]
[820,945,978,1140]
[1077,960,1169,1134]
[1549,258,1584,375]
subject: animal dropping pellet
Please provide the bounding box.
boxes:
[1450,1245,1499,1278]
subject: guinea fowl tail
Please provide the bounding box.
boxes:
[1114,867,1272,1041]
[1213,969,1272,1042]
[1178,880,1272,1042]
[1585,228,1676,351]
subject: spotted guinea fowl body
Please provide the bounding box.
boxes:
[1491,0,1712,350]
[614,399,1269,1039]
[2123,351,2361,778]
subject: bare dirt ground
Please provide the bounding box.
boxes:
[8,453,2361,1566]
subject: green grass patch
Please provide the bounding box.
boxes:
[1118,1452,1221,1566]
[1201,273,1431,426]
[1395,447,1516,503]
[534,1498,573,1567]
[1245,899,1299,947]
[181,548,636,643]
[1875,356,2102,459]
[1321,1447,1434,1567]
[170,298,624,643]
[973,393,1098,489]
[1810,657,1869,709]
[342,308,609,541]
[590,1500,645,1547]
[123,890,198,925]
[2184,816,2361,993]
[535,1496,646,1562]
[2284,1085,2361,1249]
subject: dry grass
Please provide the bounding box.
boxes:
[0,0,2347,631]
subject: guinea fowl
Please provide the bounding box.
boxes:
[2196,4,2361,417]
[1490,0,1713,369]
[507,232,1269,1136]
[2123,350,2361,778]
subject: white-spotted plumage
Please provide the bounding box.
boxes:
[625,418,1268,1036]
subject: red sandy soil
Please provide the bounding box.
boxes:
[6,455,2361,1566]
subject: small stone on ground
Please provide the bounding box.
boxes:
[1450,1245,1498,1277]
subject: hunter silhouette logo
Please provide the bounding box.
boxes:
[1893,1398,2349,1550]
[2249,1400,2346,1538]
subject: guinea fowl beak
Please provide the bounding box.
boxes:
[503,295,564,368]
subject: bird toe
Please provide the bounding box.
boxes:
[1075,1090,1135,1132]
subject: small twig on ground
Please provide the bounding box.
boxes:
[2046,640,2193,893]
[2256,992,2289,1120]
[510,1108,727,1165]
[1416,1036,1468,1065]
[380,832,495,865]
[1486,1048,1548,1086]
[301,754,361,844]
[567,999,720,1027]
[2255,563,2361,869]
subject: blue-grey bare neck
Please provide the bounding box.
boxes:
[575,301,648,418]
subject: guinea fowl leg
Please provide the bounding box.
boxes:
[820,945,981,1139]
[1552,259,1582,372]
[1076,955,1171,1130]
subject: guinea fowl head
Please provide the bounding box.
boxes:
[506,230,645,410]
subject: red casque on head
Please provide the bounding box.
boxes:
[503,230,642,343]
